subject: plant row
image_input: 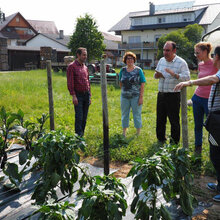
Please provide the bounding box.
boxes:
[0,107,197,219]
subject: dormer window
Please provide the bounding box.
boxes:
[134,17,143,25]
[182,14,191,22]
[158,17,166,24]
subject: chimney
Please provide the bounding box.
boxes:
[3,13,5,21]
[59,30,64,39]
[149,2,155,15]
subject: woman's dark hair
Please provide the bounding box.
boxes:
[76,47,87,56]
[123,51,136,64]
[214,46,220,57]
[195,42,212,57]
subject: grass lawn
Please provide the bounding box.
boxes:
[0,69,214,174]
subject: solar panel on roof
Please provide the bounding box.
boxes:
[155,1,195,11]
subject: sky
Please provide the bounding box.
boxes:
[1,0,219,35]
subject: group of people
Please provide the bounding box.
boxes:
[66,43,220,202]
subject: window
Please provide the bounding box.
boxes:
[128,36,141,43]
[27,29,34,35]
[182,14,191,22]
[16,17,20,22]
[155,35,161,42]
[158,17,166,24]
[134,18,143,25]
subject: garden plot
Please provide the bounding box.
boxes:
[0,144,212,220]
[0,144,118,219]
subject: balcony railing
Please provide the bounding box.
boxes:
[118,42,158,50]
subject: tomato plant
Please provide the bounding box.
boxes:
[32,199,75,220]
[128,149,173,220]
[0,107,21,169]
[77,175,127,220]
[31,130,86,204]
[128,145,197,219]
[167,145,197,216]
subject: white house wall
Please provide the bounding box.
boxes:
[122,28,177,43]
[207,13,220,33]
[8,39,17,46]
[26,34,68,50]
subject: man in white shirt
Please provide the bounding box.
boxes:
[154,41,190,144]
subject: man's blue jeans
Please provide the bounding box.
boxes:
[74,91,90,136]
[192,94,209,147]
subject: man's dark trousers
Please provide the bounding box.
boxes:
[74,91,90,136]
[156,92,180,144]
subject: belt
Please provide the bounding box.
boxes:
[75,90,89,95]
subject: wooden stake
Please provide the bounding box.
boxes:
[181,87,188,148]
[100,59,110,175]
[46,60,55,130]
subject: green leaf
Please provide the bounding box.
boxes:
[131,195,139,213]
[19,150,29,165]
[6,114,18,128]
[17,109,24,118]
[180,191,194,216]
[160,204,172,220]
[4,162,22,186]
[0,106,7,120]
[73,152,80,164]
[51,172,60,187]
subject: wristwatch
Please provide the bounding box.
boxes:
[189,80,193,86]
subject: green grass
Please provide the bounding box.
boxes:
[0,69,214,174]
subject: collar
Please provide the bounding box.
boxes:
[166,55,177,63]
[75,59,84,66]
[171,55,177,63]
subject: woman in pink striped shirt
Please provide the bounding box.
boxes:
[192,42,218,155]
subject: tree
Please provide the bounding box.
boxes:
[157,24,203,68]
[68,14,105,62]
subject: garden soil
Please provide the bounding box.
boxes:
[82,157,220,220]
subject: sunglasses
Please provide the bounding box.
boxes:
[194,52,200,56]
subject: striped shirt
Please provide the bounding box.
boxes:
[208,70,220,146]
[208,70,220,112]
[155,55,190,93]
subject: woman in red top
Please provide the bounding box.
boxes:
[192,42,218,154]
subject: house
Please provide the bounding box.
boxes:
[25,31,70,62]
[202,26,220,51]
[0,12,37,46]
[109,1,220,69]
[0,10,123,70]
[0,11,70,70]
[102,32,121,66]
